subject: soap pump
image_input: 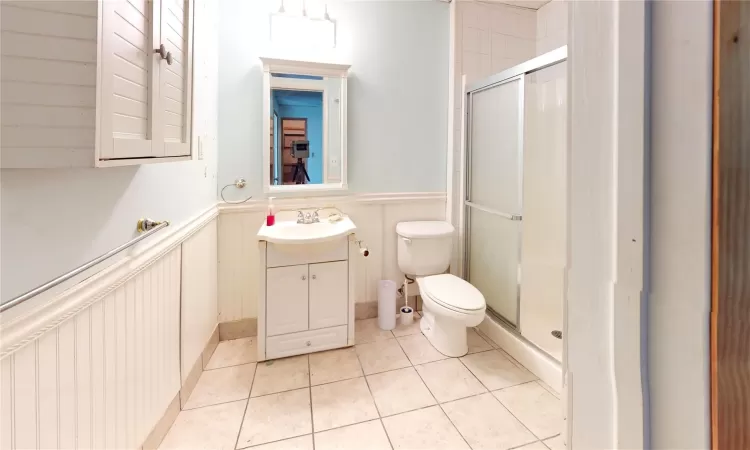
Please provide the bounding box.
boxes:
[266,197,276,226]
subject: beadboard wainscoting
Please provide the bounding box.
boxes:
[0,208,219,450]
[218,193,447,322]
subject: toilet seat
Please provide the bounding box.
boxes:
[418,274,485,314]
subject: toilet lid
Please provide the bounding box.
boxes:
[421,274,485,312]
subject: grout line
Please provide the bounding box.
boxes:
[203,360,259,372]
[181,397,251,412]
[356,352,383,419]
[233,363,259,450]
[378,418,396,450]
[436,403,473,449]
[308,355,315,448]
[488,390,544,443]
[508,440,541,450]
[237,433,311,450]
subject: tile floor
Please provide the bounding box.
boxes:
[159,315,564,450]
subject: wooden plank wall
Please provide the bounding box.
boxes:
[711,2,750,449]
[0,249,182,450]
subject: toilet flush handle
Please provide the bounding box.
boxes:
[402,237,412,245]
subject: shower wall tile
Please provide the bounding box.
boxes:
[536,0,568,55]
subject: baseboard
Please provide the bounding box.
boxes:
[141,393,180,450]
[355,302,378,319]
[219,318,257,340]
[180,355,202,409]
[202,325,220,368]
[355,296,422,320]
[478,313,563,393]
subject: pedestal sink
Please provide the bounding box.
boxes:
[257,217,357,244]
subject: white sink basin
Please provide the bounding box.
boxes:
[257,217,357,244]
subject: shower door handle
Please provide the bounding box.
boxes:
[465,201,523,221]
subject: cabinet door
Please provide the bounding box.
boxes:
[160,0,193,156]
[99,0,163,159]
[309,261,348,330]
[267,265,309,336]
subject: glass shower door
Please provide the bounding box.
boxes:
[465,76,524,327]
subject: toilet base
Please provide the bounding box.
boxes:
[420,308,469,357]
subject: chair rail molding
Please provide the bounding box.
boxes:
[0,205,219,359]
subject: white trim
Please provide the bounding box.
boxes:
[218,192,448,214]
[259,57,351,77]
[0,205,219,358]
[566,1,647,448]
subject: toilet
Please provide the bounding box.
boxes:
[396,221,486,357]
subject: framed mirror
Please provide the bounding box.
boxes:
[261,57,350,193]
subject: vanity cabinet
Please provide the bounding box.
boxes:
[0,0,196,168]
[259,238,356,361]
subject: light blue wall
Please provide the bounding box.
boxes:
[278,104,324,184]
[217,0,449,197]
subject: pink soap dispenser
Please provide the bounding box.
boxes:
[266,197,276,226]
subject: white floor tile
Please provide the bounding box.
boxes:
[251,355,309,397]
[355,339,411,375]
[543,434,565,450]
[494,382,562,439]
[237,388,312,448]
[183,363,255,410]
[460,350,536,390]
[397,334,449,365]
[356,318,394,344]
[206,337,257,370]
[246,435,313,450]
[414,358,487,403]
[474,328,500,349]
[158,400,245,450]
[466,328,493,354]
[392,316,422,337]
[441,393,536,450]
[314,420,392,450]
[309,347,363,386]
[381,405,470,450]
[310,377,379,432]
[366,367,436,416]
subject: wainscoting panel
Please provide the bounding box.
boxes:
[0,248,182,450]
[180,218,219,383]
[218,193,447,321]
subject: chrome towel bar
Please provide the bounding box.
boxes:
[0,219,169,314]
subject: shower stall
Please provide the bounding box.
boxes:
[463,47,567,362]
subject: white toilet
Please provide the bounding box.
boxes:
[396,221,486,357]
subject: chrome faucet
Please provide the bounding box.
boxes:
[297,210,321,224]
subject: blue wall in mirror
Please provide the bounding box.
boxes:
[272,90,324,184]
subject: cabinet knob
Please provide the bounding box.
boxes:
[311,275,316,280]
[306,341,311,347]
[154,44,173,65]
[301,275,307,281]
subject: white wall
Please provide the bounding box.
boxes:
[536,0,567,56]
[217,0,449,198]
[649,1,712,448]
[0,0,220,304]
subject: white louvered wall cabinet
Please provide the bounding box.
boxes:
[0,0,195,168]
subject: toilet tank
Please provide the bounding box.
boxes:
[396,221,455,276]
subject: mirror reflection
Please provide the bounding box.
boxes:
[270,88,324,185]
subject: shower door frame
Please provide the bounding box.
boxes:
[462,46,568,330]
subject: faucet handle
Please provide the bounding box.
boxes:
[312,211,319,223]
[297,210,305,223]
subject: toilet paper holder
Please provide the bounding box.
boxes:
[355,239,369,257]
